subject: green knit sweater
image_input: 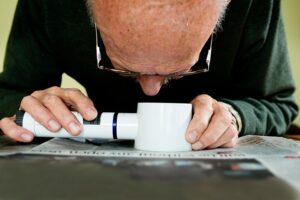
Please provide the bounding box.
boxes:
[0,0,298,136]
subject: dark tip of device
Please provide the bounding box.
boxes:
[15,110,25,127]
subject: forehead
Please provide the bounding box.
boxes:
[90,0,223,74]
[89,0,222,16]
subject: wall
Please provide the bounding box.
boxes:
[282,1,300,125]
[0,0,299,124]
[0,0,85,92]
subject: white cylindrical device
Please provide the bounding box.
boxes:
[134,103,192,152]
[16,103,192,151]
[16,111,138,140]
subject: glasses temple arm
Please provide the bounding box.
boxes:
[206,34,213,70]
[95,23,101,65]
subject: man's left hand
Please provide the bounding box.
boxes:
[186,94,239,150]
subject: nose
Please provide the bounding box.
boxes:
[138,76,166,96]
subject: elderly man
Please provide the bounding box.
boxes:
[0,0,298,150]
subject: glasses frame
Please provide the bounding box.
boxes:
[95,24,212,80]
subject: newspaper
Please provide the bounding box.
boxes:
[24,138,246,159]
[235,136,300,191]
[24,135,300,159]
[1,135,300,191]
[22,135,300,191]
[0,137,37,156]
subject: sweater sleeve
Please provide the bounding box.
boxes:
[220,0,298,136]
[0,0,63,118]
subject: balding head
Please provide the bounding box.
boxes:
[88,0,229,95]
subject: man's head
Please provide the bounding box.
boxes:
[88,0,229,95]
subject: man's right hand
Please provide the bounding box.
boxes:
[0,86,98,142]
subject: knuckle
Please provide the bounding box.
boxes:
[196,94,212,101]
[60,112,77,123]
[47,86,61,93]
[34,112,51,125]
[41,93,59,105]
[65,88,82,99]
[193,95,211,105]
[218,108,229,117]
[201,134,218,146]
[20,95,35,108]
[31,90,43,97]
[21,95,32,104]
[68,88,81,93]
[0,117,10,127]
[226,128,238,139]
[199,94,212,100]
[193,101,213,115]
[67,88,81,94]
[2,117,11,123]
[223,135,238,148]
[218,110,232,126]
[196,103,213,113]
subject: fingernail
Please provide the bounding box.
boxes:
[189,131,198,143]
[69,122,82,135]
[48,120,61,131]
[192,141,203,150]
[86,108,98,119]
[21,133,33,142]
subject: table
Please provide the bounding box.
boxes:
[0,136,299,200]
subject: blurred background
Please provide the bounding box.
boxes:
[0,1,299,125]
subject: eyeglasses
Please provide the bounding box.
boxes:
[95,24,212,80]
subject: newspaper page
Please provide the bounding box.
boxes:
[22,135,300,191]
[0,137,37,156]
[23,135,300,159]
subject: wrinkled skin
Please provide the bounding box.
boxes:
[91,0,225,95]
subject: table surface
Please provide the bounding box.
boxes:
[0,136,299,200]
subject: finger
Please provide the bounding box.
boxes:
[32,87,97,121]
[207,125,238,149]
[39,93,82,136]
[193,103,232,150]
[185,95,215,144]
[20,95,61,132]
[46,87,98,121]
[0,117,34,142]
[221,132,239,148]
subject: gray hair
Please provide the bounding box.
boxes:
[85,0,94,24]
[214,2,228,33]
[85,0,228,33]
